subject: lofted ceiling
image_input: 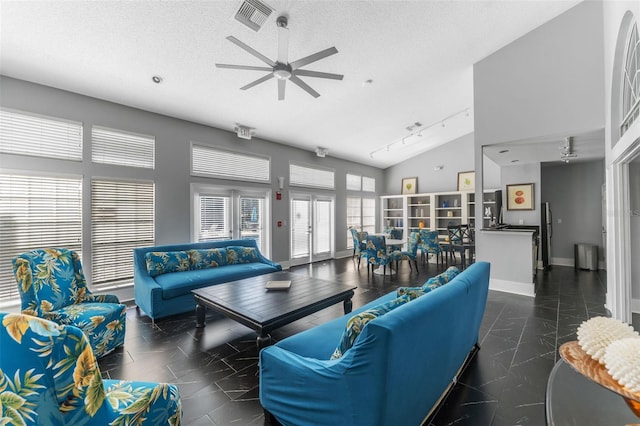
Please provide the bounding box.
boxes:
[0,0,583,169]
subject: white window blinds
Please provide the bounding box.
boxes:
[289,163,335,189]
[92,126,155,169]
[0,173,82,303]
[346,174,361,191]
[362,198,376,233]
[0,108,82,160]
[197,195,231,242]
[346,197,362,249]
[91,179,154,289]
[362,176,376,192]
[192,144,270,182]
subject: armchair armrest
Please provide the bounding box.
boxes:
[82,293,120,304]
[101,380,182,425]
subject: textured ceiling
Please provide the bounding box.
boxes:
[0,0,583,168]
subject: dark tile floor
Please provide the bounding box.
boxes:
[99,258,608,425]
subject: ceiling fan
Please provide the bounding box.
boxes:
[216,15,344,100]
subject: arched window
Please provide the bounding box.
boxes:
[621,22,639,136]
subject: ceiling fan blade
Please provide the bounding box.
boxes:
[278,79,286,101]
[289,75,320,98]
[277,24,289,64]
[226,36,276,67]
[216,64,273,72]
[240,73,274,90]
[294,69,344,80]
[289,46,338,70]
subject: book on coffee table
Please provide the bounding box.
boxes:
[265,280,292,290]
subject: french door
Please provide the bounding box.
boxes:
[194,185,269,257]
[290,193,334,266]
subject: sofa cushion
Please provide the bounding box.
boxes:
[188,248,227,269]
[331,295,411,360]
[226,246,259,264]
[155,262,280,300]
[145,251,190,277]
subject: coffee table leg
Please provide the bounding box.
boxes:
[344,297,353,314]
[257,333,272,350]
[195,303,206,328]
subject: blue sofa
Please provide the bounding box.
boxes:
[134,239,281,320]
[260,262,490,426]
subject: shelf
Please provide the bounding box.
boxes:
[435,207,462,210]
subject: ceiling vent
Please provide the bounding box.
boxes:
[234,0,274,32]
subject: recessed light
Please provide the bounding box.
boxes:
[152,75,163,84]
[499,149,509,154]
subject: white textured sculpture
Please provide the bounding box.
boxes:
[604,337,640,394]
[576,316,638,364]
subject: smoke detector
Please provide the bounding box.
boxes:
[234,0,274,32]
[315,147,328,158]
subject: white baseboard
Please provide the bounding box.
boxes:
[489,278,535,297]
[277,261,291,270]
[552,257,574,267]
[336,250,353,259]
[632,298,640,314]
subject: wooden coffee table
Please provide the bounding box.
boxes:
[192,271,356,348]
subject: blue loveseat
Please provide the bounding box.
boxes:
[134,239,281,320]
[260,262,490,426]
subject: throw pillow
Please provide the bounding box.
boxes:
[145,251,190,277]
[330,295,411,360]
[226,246,258,264]
[188,248,227,269]
[423,266,460,290]
[396,286,428,300]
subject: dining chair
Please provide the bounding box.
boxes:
[389,231,420,271]
[362,235,393,275]
[12,248,126,358]
[418,229,444,267]
[446,225,475,269]
[389,228,403,240]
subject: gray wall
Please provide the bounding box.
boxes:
[473,1,604,147]
[541,160,605,262]
[384,132,474,194]
[0,76,384,267]
[501,163,541,227]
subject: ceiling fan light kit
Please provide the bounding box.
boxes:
[216,15,343,100]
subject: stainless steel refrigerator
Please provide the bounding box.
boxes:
[541,202,552,270]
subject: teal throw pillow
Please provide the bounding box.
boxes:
[423,266,460,290]
[330,295,411,360]
[188,248,227,269]
[226,246,258,264]
[396,286,428,300]
[145,251,190,277]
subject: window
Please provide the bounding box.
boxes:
[0,173,82,304]
[346,174,361,191]
[346,197,376,249]
[289,163,335,190]
[92,126,155,169]
[346,197,361,249]
[346,173,375,192]
[91,179,154,289]
[197,195,231,242]
[191,143,270,182]
[362,176,376,192]
[622,22,639,136]
[0,108,82,160]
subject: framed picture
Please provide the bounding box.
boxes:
[401,177,417,194]
[457,171,475,191]
[506,183,535,210]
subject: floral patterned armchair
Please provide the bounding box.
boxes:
[418,229,444,267]
[0,312,181,425]
[12,248,126,358]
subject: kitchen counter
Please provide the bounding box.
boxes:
[476,228,537,296]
